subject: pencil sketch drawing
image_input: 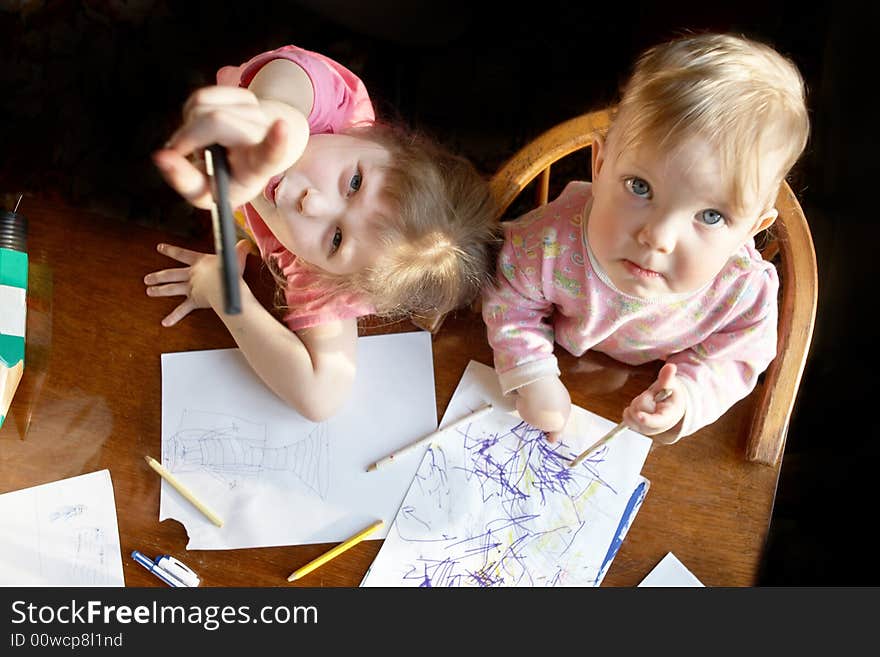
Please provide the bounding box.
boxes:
[50,504,86,522]
[42,502,116,585]
[164,409,330,498]
[68,526,110,585]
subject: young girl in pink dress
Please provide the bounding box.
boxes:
[145,45,499,421]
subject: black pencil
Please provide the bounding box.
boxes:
[205,144,242,315]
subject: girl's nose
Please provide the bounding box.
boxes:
[637,216,677,253]
[299,188,338,218]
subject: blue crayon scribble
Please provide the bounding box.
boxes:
[380,417,643,587]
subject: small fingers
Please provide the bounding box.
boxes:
[229,119,291,190]
[184,102,268,129]
[629,388,657,414]
[623,406,659,434]
[161,300,196,327]
[146,282,190,298]
[144,266,191,286]
[622,406,640,429]
[252,119,290,169]
[623,395,661,430]
[155,243,202,265]
[182,86,259,119]
[167,111,271,157]
[624,396,684,436]
[152,150,213,208]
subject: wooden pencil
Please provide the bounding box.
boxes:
[144,455,224,527]
[367,404,494,472]
[568,389,673,468]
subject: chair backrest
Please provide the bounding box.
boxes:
[489,108,818,466]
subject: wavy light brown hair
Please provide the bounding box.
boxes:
[608,33,810,214]
[282,123,501,323]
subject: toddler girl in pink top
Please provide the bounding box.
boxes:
[483,33,810,443]
[145,45,499,421]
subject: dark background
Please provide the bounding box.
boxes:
[0,0,875,584]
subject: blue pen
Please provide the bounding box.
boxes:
[131,550,188,587]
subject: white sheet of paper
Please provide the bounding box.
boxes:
[159,332,437,550]
[361,360,652,586]
[638,552,704,587]
[0,470,125,586]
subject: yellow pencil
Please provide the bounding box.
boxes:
[287,520,384,582]
[144,455,224,527]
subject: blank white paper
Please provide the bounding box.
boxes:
[638,552,705,587]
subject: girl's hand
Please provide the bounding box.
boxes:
[152,86,303,209]
[622,363,687,442]
[144,240,252,326]
[515,375,572,443]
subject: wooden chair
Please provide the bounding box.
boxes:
[488,108,818,466]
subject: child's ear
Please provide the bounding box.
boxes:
[591,134,606,181]
[750,208,778,237]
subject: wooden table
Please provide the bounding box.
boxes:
[0,194,781,587]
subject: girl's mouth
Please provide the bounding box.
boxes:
[264,175,283,205]
[623,259,663,278]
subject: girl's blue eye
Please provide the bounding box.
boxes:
[625,177,651,198]
[700,209,724,226]
[330,227,343,255]
[349,170,362,194]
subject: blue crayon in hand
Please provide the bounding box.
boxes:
[0,196,27,428]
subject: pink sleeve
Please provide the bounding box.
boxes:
[668,266,779,437]
[281,278,375,331]
[216,44,375,133]
[482,213,560,394]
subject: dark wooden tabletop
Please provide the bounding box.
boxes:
[0,194,781,587]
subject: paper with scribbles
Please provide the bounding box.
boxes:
[361,360,651,586]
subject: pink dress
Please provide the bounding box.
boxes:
[219,45,375,330]
[482,182,779,438]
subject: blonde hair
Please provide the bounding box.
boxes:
[288,123,501,322]
[609,33,810,213]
